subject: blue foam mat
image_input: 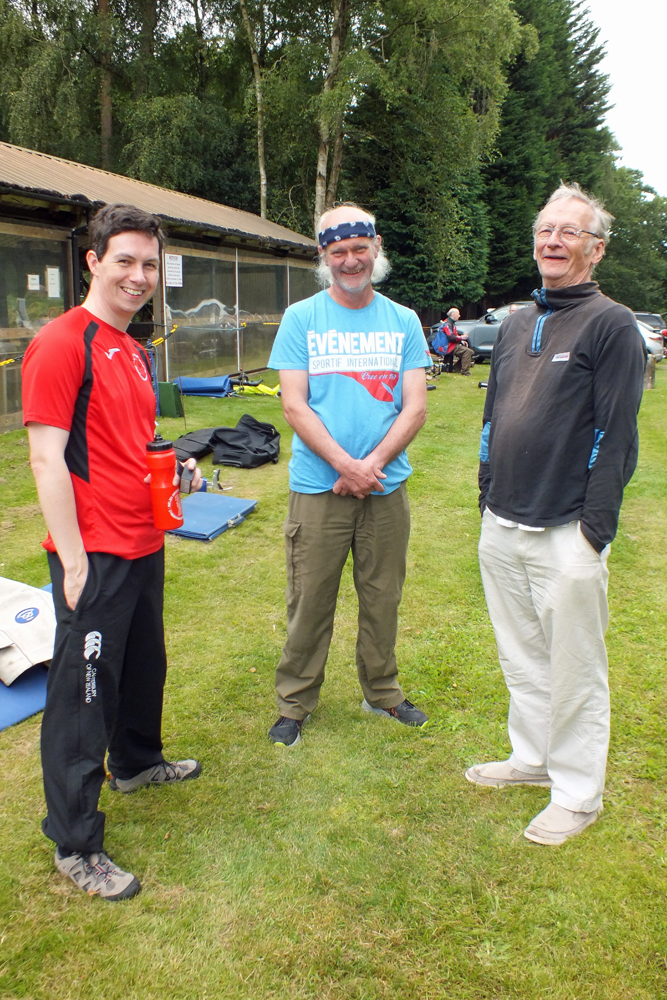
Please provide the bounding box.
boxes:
[0,664,48,732]
[173,375,233,397]
[167,492,257,541]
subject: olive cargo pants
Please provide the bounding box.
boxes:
[274,484,410,719]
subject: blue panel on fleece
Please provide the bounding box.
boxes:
[479,421,491,462]
[588,428,605,469]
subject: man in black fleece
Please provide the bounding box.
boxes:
[466,182,645,845]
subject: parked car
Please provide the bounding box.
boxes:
[634,311,665,332]
[456,302,532,362]
[636,319,664,360]
[633,312,667,349]
[453,307,664,363]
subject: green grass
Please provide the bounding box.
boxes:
[1,366,666,999]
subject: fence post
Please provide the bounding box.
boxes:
[644,355,656,390]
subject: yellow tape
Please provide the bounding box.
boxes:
[0,358,16,367]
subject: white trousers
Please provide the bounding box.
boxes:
[478,510,610,812]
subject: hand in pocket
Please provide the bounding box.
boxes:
[64,557,90,610]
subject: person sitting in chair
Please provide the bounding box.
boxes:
[433,308,474,376]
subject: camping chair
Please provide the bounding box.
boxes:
[428,324,455,374]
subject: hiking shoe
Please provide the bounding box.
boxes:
[465,760,552,788]
[109,759,201,793]
[55,849,141,901]
[524,802,603,846]
[361,698,428,727]
[268,714,310,747]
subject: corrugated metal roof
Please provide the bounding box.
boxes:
[0,142,316,251]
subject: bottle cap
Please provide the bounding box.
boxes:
[147,434,173,452]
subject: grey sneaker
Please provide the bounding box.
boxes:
[269,714,310,747]
[465,760,552,788]
[361,698,428,727]
[109,759,201,793]
[55,849,140,900]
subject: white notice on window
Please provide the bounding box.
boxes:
[46,267,61,299]
[164,253,183,287]
[27,274,40,292]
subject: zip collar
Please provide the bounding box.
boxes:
[528,282,601,353]
[531,281,601,311]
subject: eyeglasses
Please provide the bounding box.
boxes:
[535,225,602,243]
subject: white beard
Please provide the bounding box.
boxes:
[315,247,392,289]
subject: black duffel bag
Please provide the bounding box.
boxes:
[173,428,216,462]
[210,414,280,468]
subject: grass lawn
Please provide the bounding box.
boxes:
[1,365,666,999]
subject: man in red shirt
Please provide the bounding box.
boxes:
[22,204,201,901]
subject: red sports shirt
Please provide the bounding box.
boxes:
[22,306,164,558]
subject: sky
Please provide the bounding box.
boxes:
[582,0,667,197]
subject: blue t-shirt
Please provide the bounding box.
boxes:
[269,290,431,494]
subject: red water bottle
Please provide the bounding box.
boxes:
[146,435,184,530]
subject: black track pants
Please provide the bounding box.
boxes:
[42,548,167,854]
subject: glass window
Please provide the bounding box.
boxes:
[0,228,68,424]
[165,251,238,379]
[160,250,319,380]
[288,261,319,305]
[238,259,288,371]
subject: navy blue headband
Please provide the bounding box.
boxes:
[318,219,376,248]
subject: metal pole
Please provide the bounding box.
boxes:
[161,250,170,382]
[235,248,242,374]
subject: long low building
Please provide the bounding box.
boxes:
[0,142,318,430]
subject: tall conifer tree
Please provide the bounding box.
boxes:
[483,0,613,300]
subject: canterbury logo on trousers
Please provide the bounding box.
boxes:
[84,631,102,660]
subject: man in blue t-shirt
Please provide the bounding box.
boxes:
[267,203,431,747]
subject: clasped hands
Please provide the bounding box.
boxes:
[332,455,387,499]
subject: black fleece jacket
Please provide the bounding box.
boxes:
[478,282,645,552]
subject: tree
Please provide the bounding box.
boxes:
[225,0,381,229]
[0,0,36,141]
[118,0,165,96]
[98,0,113,168]
[312,0,348,226]
[342,0,531,309]
[121,93,257,209]
[595,166,667,313]
[4,2,104,166]
[237,0,268,217]
[483,0,614,302]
